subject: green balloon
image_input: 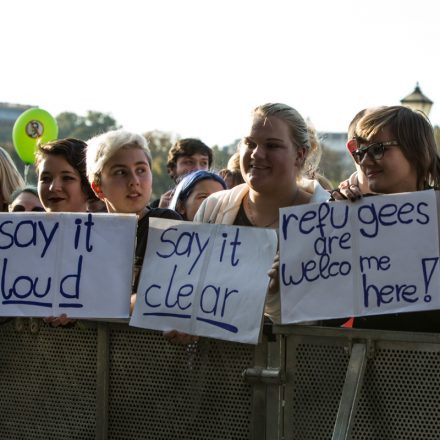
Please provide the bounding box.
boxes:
[12,108,58,164]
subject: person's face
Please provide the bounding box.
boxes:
[93,147,152,216]
[358,127,417,194]
[173,153,210,181]
[240,115,305,195]
[9,192,44,212]
[179,179,224,221]
[38,155,88,212]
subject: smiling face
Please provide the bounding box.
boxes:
[240,115,305,196]
[178,178,225,221]
[93,146,152,216]
[358,126,418,194]
[38,155,88,212]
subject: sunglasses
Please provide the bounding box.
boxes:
[352,140,399,164]
[11,205,45,212]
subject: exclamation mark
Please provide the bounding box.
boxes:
[421,257,439,303]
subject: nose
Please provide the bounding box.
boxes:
[128,171,140,186]
[49,177,62,192]
[358,150,374,166]
[250,143,265,160]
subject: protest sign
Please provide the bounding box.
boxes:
[130,218,278,344]
[280,190,440,323]
[0,212,136,318]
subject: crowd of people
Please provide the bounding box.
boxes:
[1,102,439,334]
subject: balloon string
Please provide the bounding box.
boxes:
[24,164,30,184]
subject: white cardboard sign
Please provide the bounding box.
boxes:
[0,212,137,318]
[280,190,440,323]
[130,218,278,344]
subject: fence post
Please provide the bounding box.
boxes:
[332,341,367,440]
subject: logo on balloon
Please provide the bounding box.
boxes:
[25,120,44,139]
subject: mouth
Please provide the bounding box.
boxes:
[127,192,142,199]
[363,168,382,178]
[250,163,269,171]
[48,197,66,204]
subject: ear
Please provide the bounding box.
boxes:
[91,181,105,201]
[295,146,307,168]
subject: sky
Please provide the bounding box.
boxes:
[1,0,439,147]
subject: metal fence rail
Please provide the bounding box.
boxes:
[0,319,257,440]
[3,319,440,439]
[276,325,440,440]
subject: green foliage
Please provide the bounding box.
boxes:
[143,130,178,200]
[56,111,120,140]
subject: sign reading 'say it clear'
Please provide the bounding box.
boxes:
[130,218,277,344]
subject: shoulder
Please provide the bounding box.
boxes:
[194,184,249,223]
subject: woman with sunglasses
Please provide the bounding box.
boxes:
[8,186,44,212]
[340,106,440,331]
[341,105,440,198]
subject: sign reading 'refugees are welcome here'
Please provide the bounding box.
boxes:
[280,190,440,324]
[0,213,137,318]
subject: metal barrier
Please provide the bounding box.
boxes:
[275,325,440,440]
[2,319,440,439]
[0,319,260,440]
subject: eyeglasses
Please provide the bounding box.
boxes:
[352,140,399,164]
[11,205,45,212]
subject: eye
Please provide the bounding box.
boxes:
[113,168,126,176]
[39,175,51,184]
[136,166,148,175]
[243,139,256,149]
[62,175,76,181]
[266,142,280,149]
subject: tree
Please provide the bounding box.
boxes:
[143,130,179,199]
[56,111,120,140]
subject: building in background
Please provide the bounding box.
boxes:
[401,83,433,116]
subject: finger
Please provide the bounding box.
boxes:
[163,330,177,340]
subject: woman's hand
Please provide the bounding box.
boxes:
[158,189,174,208]
[163,329,199,345]
[338,179,362,201]
[44,314,76,327]
[267,252,280,295]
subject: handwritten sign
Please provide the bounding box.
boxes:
[280,190,440,323]
[0,212,137,318]
[130,218,277,344]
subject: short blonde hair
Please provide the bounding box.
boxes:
[86,129,152,185]
[0,147,25,205]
